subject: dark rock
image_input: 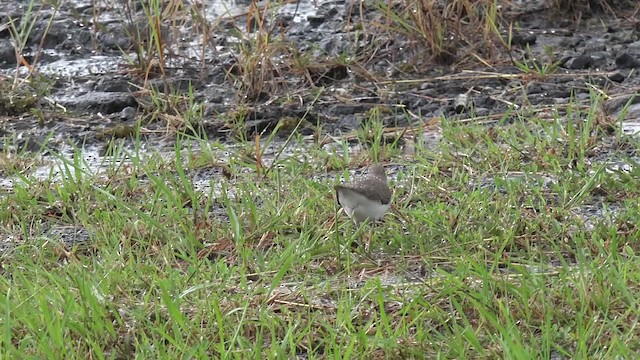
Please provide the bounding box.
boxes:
[16,133,47,152]
[606,25,620,33]
[409,97,428,109]
[0,39,15,64]
[95,76,133,93]
[616,30,637,44]
[336,114,361,130]
[616,53,640,69]
[48,225,92,249]
[474,107,490,117]
[558,54,573,68]
[57,92,137,114]
[327,104,370,116]
[382,114,409,128]
[589,52,608,68]
[604,95,640,114]
[624,103,640,122]
[310,64,349,86]
[58,28,93,52]
[576,92,590,101]
[558,19,573,29]
[307,15,326,27]
[419,106,445,119]
[299,127,315,136]
[221,56,240,76]
[187,117,229,140]
[243,90,270,103]
[199,84,228,105]
[320,37,339,55]
[511,33,537,47]
[203,104,226,117]
[208,95,225,105]
[325,7,340,18]
[243,118,278,135]
[419,82,434,90]
[475,95,495,108]
[627,40,640,53]
[587,75,607,87]
[96,26,130,51]
[273,14,293,28]
[120,106,137,121]
[149,77,203,94]
[545,88,571,99]
[565,55,592,69]
[608,72,626,83]
[31,20,69,49]
[525,83,544,94]
[529,93,551,105]
[559,37,582,48]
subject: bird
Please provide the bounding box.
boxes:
[335,164,392,224]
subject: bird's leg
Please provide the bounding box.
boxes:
[362,223,373,253]
[351,220,375,258]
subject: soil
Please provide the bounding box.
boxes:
[1,0,639,147]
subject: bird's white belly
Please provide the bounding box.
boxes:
[338,190,389,223]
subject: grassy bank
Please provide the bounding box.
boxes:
[1,91,639,358]
[1,0,639,358]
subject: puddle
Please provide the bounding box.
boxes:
[622,121,640,135]
[36,54,120,78]
[3,134,323,203]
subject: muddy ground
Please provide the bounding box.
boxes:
[0,0,639,171]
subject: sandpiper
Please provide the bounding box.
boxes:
[335,164,392,224]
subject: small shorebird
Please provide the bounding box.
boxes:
[335,164,391,224]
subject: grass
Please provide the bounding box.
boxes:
[1,0,639,358]
[1,90,640,358]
